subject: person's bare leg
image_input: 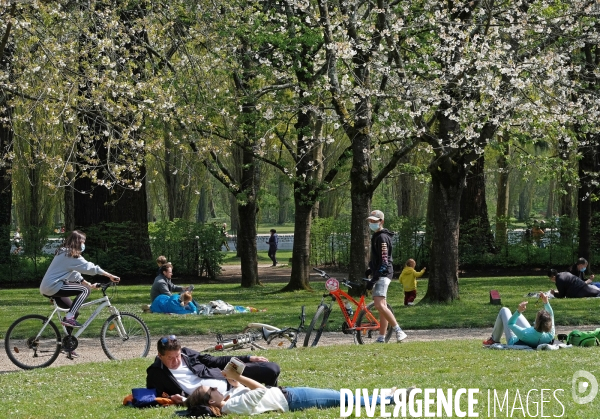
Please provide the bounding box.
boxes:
[374,296,397,335]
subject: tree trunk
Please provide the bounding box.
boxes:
[459,154,495,253]
[348,131,372,283]
[281,201,312,291]
[277,174,288,225]
[422,168,463,302]
[197,186,208,223]
[518,187,532,221]
[577,133,596,263]
[237,200,259,287]
[395,156,412,217]
[495,146,510,248]
[73,174,152,259]
[546,178,555,220]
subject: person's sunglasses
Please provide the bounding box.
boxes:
[204,387,218,404]
[160,335,177,345]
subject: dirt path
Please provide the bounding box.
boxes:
[2,325,578,374]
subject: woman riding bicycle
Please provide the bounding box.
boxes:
[39,230,120,329]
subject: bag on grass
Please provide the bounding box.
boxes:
[210,299,235,314]
[566,328,600,347]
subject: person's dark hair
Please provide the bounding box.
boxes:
[270,229,276,233]
[59,230,86,258]
[534,309,553,333]
[157,335,181,355]
[547,269,558,278]
[186,387,222,416]
[160,262,173,274]
[577,257,588,266]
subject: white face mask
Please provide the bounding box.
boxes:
[81,243,86,252]
[369,222,380,232]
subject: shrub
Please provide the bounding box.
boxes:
[148,220,224,280]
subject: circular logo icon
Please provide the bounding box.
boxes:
[325,278,339,291]
[572,370,598,405]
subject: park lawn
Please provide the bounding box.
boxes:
[0,340,598,419]
[256,224,295,234]
[222,250,293,265]
[1,275,598,340]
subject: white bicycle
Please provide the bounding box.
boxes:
[5,282,151,369]
[203,307,305,351]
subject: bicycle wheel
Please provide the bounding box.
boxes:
[355,301,394,344]
[100,312,150,360]
[245,325,295,349]
[5,314,61,370]
[242,327,269,350]
[303,305,331,347]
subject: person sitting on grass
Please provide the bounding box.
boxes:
[482,291,554,348]
[150,263,193,303]
[185,363,407,416]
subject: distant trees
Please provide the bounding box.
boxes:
[2,0,599,300]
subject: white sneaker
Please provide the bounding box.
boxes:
[375,336,385,343]
[396,329,407,342]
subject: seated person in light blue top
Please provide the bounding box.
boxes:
[150,291,198,315]
[482,291,554,348]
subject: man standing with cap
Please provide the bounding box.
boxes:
[366,210,407,343]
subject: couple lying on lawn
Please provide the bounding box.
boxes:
[146,335,408,416]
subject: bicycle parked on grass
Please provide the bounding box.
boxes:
[203,306,305,352]
[5,282,151,370]
[303,268,395,347]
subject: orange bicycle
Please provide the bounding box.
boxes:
[303,268,394,346]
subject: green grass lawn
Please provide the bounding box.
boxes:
[1,275,599,339]
[1,276,599,418]
[256,224,295,234]
[222,250,293,265]
[1,341,598,418]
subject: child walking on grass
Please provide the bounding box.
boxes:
[399,259,426,306]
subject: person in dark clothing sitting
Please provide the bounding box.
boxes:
[145,336,280,406]
[569,257,600,288]
[548,269,600,299]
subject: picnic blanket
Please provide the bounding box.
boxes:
[484,343,572,351]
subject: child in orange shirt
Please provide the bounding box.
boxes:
[399,259,426,306]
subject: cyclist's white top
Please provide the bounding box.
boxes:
[222,386,288,415]
[40,249,107,296]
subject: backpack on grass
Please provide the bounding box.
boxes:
[566,328,600,347]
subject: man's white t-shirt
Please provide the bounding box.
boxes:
[169,363,227,395]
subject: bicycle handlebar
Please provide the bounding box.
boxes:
[98,282,117,296]
[312,267,330,278]
[314,268,366,289]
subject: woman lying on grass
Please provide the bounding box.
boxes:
[482,291,554,348]
[185,364,405,416]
